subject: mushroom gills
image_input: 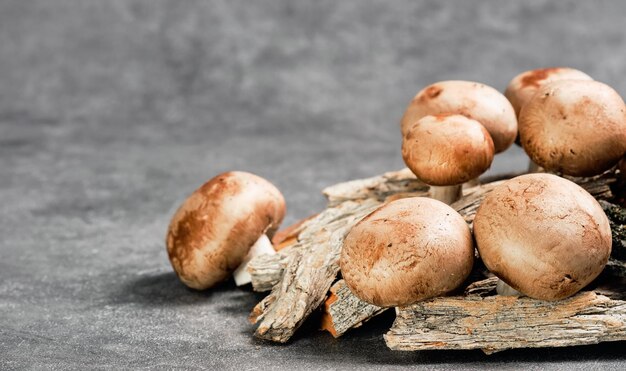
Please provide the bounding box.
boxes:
[233,234,276,286]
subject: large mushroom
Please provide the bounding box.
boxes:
[402,114,494,204]
[340,197,474,307]
[400,80,517,153]
[473,173,612,301]
[505,67,593,118]
[166,171,286,290]
[519,79,626,177]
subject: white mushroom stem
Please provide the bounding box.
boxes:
[430,185,463,205]
[233,234,276,286]
[496,279,523,297]
[463,178,480,189]
[527,160,541,173]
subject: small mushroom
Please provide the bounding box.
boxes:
[474,173,612,301]
[402,114,494,204]
[400,80,517,153]
[340,197,474,307]
[519,79,626,177]
[505,67,593,118]
[166,171,286,290]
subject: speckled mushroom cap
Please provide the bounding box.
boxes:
[340,197,474,307]
[505,67,593,117]
[474,173,611,301]
[519,79,626,177]
[166,171,286,290]
[401,114,494,186]
[400,80,517,153]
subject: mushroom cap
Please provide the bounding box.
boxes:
[400,80,517,153]
[519,79,626,177]
[401,114,494,186]
[474,173,612,301]
[340,197,474,307]
[505,67,593,117]
[166,171,286,290]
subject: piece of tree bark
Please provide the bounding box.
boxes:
[385,288,626,354]
[321,279,385,337]
[271,214,319,251]
[250,168,619,343]
[250,198,384,341]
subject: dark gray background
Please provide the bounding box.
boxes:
[1,0,625,369]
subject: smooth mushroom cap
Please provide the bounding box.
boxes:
[474,173,612,301]
[401,114,495,186]
[519,79,626,177]
[166,171,286,290]
[505,67,593,117]
[340,197,474,307]
[400,80,517,153]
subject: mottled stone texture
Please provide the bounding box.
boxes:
[0,1,625,369]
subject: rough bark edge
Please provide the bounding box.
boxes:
[385,288,626,354]
[250,199,385,341]
[320,280,385,337]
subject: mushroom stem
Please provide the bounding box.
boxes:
[430,185,463,204]
[463,178,480,189]
[527,160,541,173]
[233,234,276,286]
[496,279,523,297]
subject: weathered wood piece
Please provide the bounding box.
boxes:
[385,289,626,354]
[320,280,385,337]
[322,168,427,206]
[250,199,383,341]
[247,251,292,292]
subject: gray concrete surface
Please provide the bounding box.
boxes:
[1,0,625,369]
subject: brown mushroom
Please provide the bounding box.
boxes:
[473,173,612,301]
[402,114,495,204]
[400,80,517,153]
[166,171,286,290]
[340,197,474,307]
[519,79,626,177]
[505,67,593,118]
[505,67,593,171]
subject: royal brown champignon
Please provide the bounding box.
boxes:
[505,67,593,118]
[473,173,612,301]
[402,114,495,204]
[340,197,474,307]
[505,67,593,171]
[400,80,517,153]
[166,171,286,290]
[519,79,626,177]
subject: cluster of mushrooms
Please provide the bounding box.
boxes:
[166,67,626,312]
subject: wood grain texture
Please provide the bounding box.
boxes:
[321,279,385,337]
[385,289,626,354]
